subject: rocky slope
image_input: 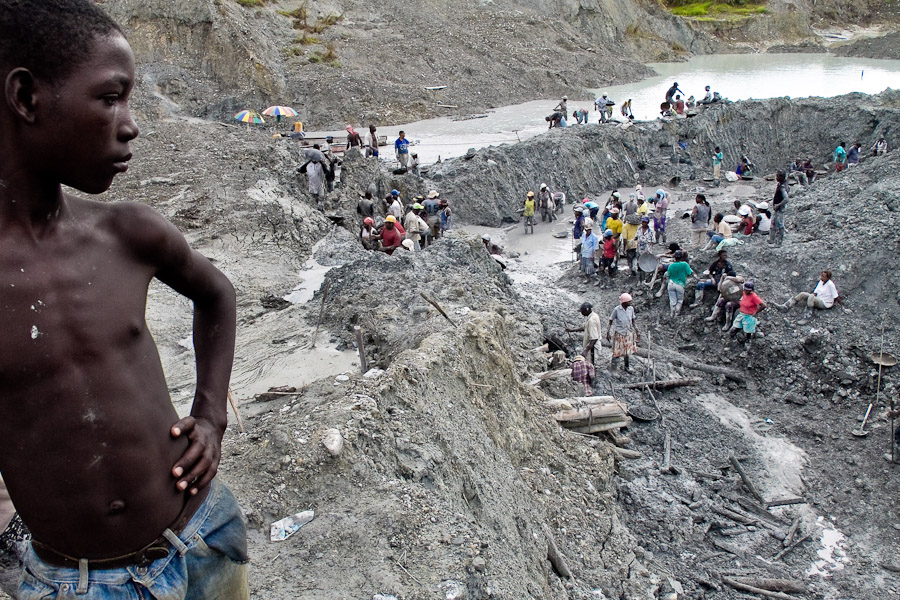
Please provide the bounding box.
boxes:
[105,0,899,129]
[429,89,900,226]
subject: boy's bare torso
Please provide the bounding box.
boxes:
[0,195,201,559]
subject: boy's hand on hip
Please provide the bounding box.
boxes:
[170,416,223,495]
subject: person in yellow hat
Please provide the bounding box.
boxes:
[523,191,536,234]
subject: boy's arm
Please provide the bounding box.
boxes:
[122,203,236,495]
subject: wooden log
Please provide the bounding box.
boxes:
[731,578,806,594]
[729,455,765,504]
[733,496,790,526]
[766,497,807,508]
[711,505,756,526]
[614,448,643,459]
[567,419,631,434]
[555,403,627,424]
[711,538,746,558]
[544,396,616,411]
[354,325,368,374]
[773,531,812,560]
[721,577,802,600]
[560,395,617,405]
[543,525,572,579]
[607,340,745,383]
[622,378,700,390]
[527,368,571,385]
[783,516,801,547]
[692,576,721,591]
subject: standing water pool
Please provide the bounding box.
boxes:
[322,53,900,164]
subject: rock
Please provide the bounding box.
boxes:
[440,580,467,600]
[472,556,487,572]
[322,428,344,457]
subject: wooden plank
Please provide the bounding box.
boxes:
[721,577,803,600]
[622,378,700,390]
[729,455,765,504]
[766,497,806,508]
[555,403,627,423]
[567,418,632,434]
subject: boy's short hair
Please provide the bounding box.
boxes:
[0,0,123,84]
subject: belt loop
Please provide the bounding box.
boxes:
[76,558,89,594]
[162,528,188,556]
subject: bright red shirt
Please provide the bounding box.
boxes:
[381,226,402,254]
[603,238,616,258]
[739,292,763,315]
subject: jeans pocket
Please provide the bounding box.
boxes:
[18,566,59,599]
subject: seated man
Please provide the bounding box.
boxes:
[691,250,736,307]
[650,243,688,297]
[776,270,847,319]
[0,3,247,598]
[703,213,732,250]
[570,355,595,396]
[705,275,745,330]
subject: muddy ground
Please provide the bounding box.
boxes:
[211,134,900,599]
[2,90,899,599]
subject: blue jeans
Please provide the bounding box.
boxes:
[19,480,248,600]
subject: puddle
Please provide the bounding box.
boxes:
[284,258,333,305]
[807,517,851,578]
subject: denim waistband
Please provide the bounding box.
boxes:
[23,479,226,586]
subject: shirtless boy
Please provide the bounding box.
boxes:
[0,1,246,597]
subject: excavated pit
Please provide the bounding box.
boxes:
[3,91,900,600]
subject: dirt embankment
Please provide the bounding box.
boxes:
[221,239,657,600]
[429,89,900,226]
[215,139,900,599]
[832,30,900,59]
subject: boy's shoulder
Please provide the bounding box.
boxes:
[65,193,183,259]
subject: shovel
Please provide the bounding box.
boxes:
[851,403,873,437]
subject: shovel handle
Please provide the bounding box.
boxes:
[861,403,873,429]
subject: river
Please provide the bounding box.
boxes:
[319,53,900,164]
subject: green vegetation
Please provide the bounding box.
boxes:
[235,0,267,7]
[668,0,768,18]
[293,34,320,45]
[309,42,340,66]
[279,3,344,33]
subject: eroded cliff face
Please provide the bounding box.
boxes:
[106,0,715,126]
[430,90,900,226]
[107,0,896,128]
[106,0,291,118]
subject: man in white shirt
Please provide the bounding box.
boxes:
[776,270,848,319]
[566,303,603,365]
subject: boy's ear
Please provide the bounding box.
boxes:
[5,68,39,125]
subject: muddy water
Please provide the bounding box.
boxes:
[315,54,900,164]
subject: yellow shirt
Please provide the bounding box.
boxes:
[523,198,535,217]
[622,222,638,241]
[716,220,732,238]
[637,203,649,216]
[606,218,623,237]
